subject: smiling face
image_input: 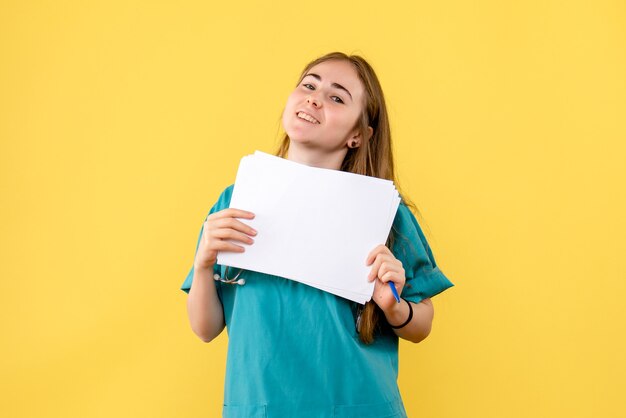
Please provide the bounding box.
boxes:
[281,59,368,153]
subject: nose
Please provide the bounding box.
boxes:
[306,94,321,108]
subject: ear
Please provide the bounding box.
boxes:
[347,126,374,148]
[365,126,373,141]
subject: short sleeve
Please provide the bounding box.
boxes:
[391,203,455,304]
[180,184,235,295]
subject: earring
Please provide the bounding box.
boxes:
[350,140,358,148]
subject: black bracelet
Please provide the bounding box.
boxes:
[388,298,413,329]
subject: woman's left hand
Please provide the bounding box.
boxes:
[366,244,406,312]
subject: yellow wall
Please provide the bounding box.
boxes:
[1,1,624,417]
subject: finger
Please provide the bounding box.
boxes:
[378,261,402,280]
[209,208,256,220]
[380,270,400,284]
[202,228,210,245]
[213,218,257,236]
[368,254,385,281]
[367,253,388,282]
[210,240,246,253]
[365,244,386,266]
[365,245,381,266]
[211,228,255,244]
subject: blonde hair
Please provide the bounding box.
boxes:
[275,51,424,344]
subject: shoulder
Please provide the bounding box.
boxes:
[217,183,235,205]
[394,199,432,244]
[392,201,420,237]
[390,200,433,264]
[207,183,235,215]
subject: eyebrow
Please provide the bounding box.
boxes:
[302,73,353,101]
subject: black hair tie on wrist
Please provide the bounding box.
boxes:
[388,298,413,329]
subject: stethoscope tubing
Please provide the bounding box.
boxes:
[213,266,245,285]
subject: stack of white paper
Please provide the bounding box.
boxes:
[217,150,401,304]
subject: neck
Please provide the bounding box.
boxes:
[286,142,348,171]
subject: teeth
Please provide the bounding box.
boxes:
[297,112,319,124]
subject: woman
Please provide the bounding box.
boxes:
[181,51,454,417]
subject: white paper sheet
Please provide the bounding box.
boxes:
[217,151,401,304]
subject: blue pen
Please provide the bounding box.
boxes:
[389,282,401,303]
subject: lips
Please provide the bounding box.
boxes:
[296,111,320,124]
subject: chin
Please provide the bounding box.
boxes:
[284,128,312,144]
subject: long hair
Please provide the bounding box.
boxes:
[275,51,423,344]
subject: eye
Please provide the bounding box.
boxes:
[302,83,344,104]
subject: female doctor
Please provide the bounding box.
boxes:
[181,51,454,418]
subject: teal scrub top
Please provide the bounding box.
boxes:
[181,184,454,418]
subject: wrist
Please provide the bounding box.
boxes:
[194,261,215,273]
[383,298,412,327]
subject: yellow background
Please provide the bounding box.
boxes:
[1,1,625,417]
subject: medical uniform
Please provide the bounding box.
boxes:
[181,184,454,418]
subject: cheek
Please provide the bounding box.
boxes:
[329,109,360,130]
[284,93,300,114]
[282,95,296,121]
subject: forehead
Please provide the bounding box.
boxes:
[304,60,364,95]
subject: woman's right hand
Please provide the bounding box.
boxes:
[193,208,257,271]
